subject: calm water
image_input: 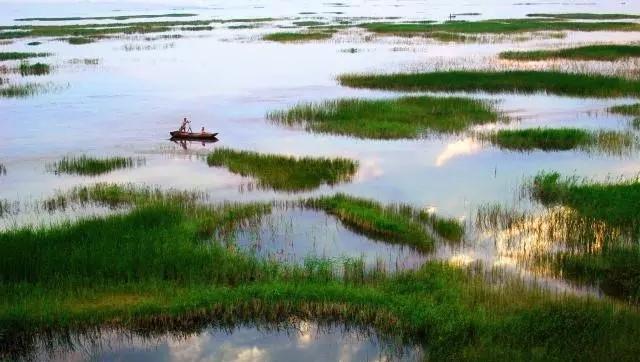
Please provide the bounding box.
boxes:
[2,0,640,360]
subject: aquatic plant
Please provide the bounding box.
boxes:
[15,13,197,22]
[206,148,358,192]
[26,41,41,46]
[52,155,144,176]
[67,36,94,45]
[527,13,640,20]
[500,45,640,61]
[268,96,500,139]
[263,31,334,42]
[18,61,50,76]
[0,83,47,98]
[293,21,326,27]
[339,71,640,98]
[0,52,51,61]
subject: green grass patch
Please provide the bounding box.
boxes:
[483,128,636,153]
[262,31,334,42]
[361,18,640,36]
[0,52,51,61]
[52,155,144,176]
[26,41,41,46]
[1,188,640,361]
[293,21,326,26]
[609,103,640,116]
[267,96,500,139]
[527,13,640,20]
[206,148,357,192]
[500,45,640,61]
[530,172,640,233]
[18,61,50,76]
[339,70,640,98]
[0,83,47,98]
[15,13,197,22]
[67,36,95,45]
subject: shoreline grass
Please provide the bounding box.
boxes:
[361,18,640,36]
[18,61,50,76]
[206,148,358,192]
[15,13,197,22]
[0,52,51,61]
[52,155,144,176]
[268,96,501,139]
[1,188,640,361]
[482,128,637,154]
[0,83,48,98]
[500,45,640,61]
[262,31,334,42]
[527,13,640,20]
[339,71,640,98]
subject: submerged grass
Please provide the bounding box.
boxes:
[0,52,51,61]
[18,61,50,76]
[268,96,500,139]
[339,70,640,98]
[206,148,357,192]
[1,186,640,361]
[52,155,144,176]
[482,128,637,154]
[262,31,334,42]
[500,45,640,61]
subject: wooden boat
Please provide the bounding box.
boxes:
[170,131,218,140]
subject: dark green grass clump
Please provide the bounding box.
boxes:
[52,155,143,176]
[361,18,640,35]
[306,194,435,251]
[483,128,636,153]
[527,13,640,20]
[0,52,51,61]
[339,70,640,98]
[206,148,358,192]
[268,96,500,139]
[500,45,640,61]
[26,41,41,46]
[609,103,640,116]
[67,36,95,45]
[263,31,334,42]
[530,172,640,232]
[0,83,47,98]
[18,61,50,76]
[2,186,640,361]
[293,21,326,26]
[15,13,197,22]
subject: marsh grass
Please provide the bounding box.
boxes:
[206,148,357,192]
[262,31,335,42]
[51,155,145,176]
[0,52,51,61]
[339,71,640,98]
[481,128,637,155]
[268,96,501,139]
[18,61,50,76]
[293,21,326,27]
[67,36,95,45]
[15,14,197,22]
[500,45,640,61]
[2,185,640,361]
[527,13,640,20]
[0,82,48,97]
[361,18,640,36]
[609,103,640,116]
[26,41,41,46]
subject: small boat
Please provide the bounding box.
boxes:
[170,131,218,140]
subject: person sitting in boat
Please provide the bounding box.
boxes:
[201,126,206,134]
[179,117,191,132]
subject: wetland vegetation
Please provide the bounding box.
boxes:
[51,155,144,176]
[206,148,358,191]
[482,128,637,154]
[15,13,197,22]
[262,31,335,42]
[339,71,640,97]
[500,45,640,61]
[0,52,51,61]
[526,13,640,20]
[268,96,500,139]
[18,61,50,76]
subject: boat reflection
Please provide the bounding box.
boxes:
[170,137,219,150]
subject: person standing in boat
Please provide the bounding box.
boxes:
[179,117,191,133]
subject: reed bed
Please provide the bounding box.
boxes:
[480,128,637,155]
[268,96,501,139]
[500,45,640,61]
[0,52,51,61]
[67,36,95,45]
[2,186,640,361]
[18,61,50,76]
[0,83,47,98]
[339,70,640,97]
[263,31,335,42]
[51,155,144,176]
[206,148,358,192]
